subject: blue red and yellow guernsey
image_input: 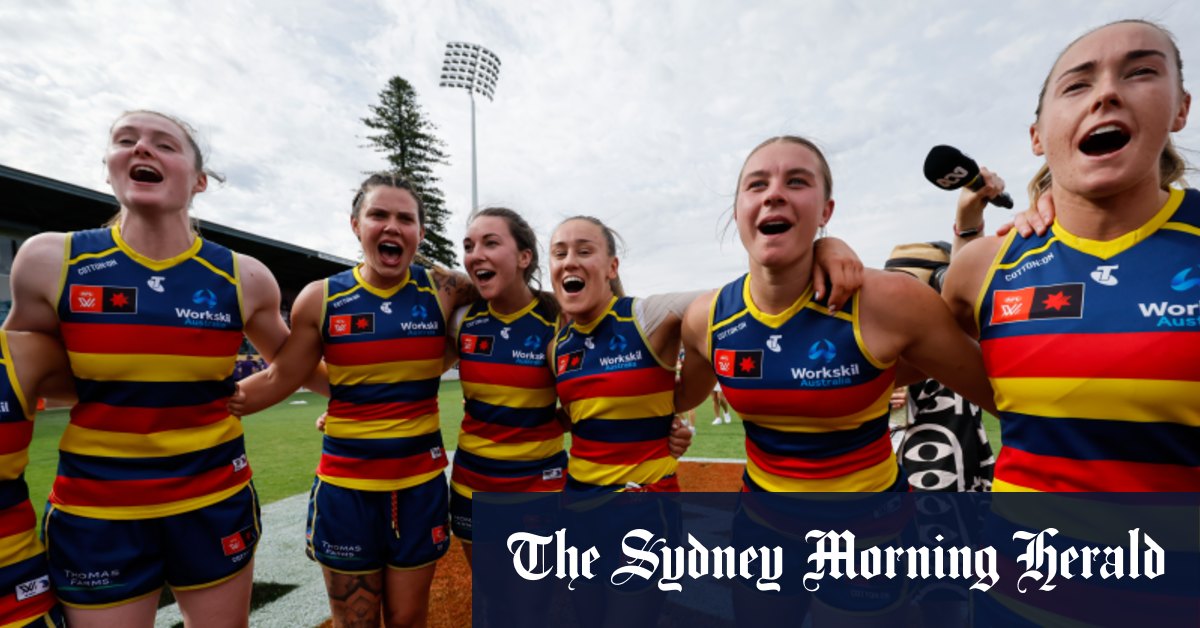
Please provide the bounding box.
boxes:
[0,333,56,627]
[977,187,1200,492]
[54,226,247,519]
[554,297,678,492]
[709,275,898,492]
[452,298,564,498]
[320,265,448,491]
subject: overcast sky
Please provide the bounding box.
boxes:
[3,0,1198,296]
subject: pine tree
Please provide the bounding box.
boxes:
[362,76,457,267]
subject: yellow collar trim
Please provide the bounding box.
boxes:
[1053,188,1184,260]
[353,265,410,299]
[743,276,814,329]
[112,224,202,271]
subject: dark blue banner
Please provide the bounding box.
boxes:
[472,493,1200,627]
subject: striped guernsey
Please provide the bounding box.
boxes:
[319,265,448,491]
[709,276,899,492]
[55,226,247,519]
[554,297,678,491]
[978,187,1200,492]
[452,298,564,497]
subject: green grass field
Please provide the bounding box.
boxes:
[26,383,1004,514]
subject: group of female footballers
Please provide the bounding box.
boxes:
[1,17,1196,628]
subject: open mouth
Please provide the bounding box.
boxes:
[473,269,496,282]
[1079,124,1131,156]
[562,276,586,294]
[758,220,793,235]
[130,165,163,183]
[378,242,403,264]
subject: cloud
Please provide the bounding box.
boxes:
[1,0,1198,295]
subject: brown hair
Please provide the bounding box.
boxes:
[1029,19,1190,205]
[470,207,561,319]
[555,216,626,298]
[351,172,426,227]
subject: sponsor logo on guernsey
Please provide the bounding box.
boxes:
[461,334,494,356]
[330,292,361,309]
[147,275,166,292]
[807,339,836,363]
[584,337,595,350]
[557,349,585,375]
[380,301,392,314]
[193,289,217,309]
[791,362,861,387]
[599,350,643,371]
[15,575,50,601]
[1090,265,1119,286]
[714,349,763,379]
[431,446,444,459]
[766,334,783,353]
[512,335,546,364]
[990,283,1084,325]
[501,326,511,340]
[400,304,439,332]
[1139,298,1200,327]
[716,320,747,341]
[609,334,628,352]
[1002,251,1055,283]
[543,467,564,481]
[0,401,8,415]
[330,313,375,336]
[1170,265,1200,292]
[232,454,248,472]
[174,289,233,327]
[70,285,137,314]
[76,258,118,275]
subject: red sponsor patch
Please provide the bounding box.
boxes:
[70,285,137,314]
[329,313,374,336]
[714,349,736,377]
[431,524,448,544]
[221,531,247,556]
[556,349,584,375]
[330,315,352,336]
[991,283,1084,325]
[461,334,494,355]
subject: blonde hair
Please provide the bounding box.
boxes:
[1029,20,1190,206]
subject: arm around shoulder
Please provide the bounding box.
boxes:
[863,272,995,415]
[674,291,717,413]
[235,280,327,415]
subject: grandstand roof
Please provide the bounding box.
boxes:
[0,163,354,300]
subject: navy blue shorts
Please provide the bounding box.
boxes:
[43,483,260,608]
[306,475,450,573]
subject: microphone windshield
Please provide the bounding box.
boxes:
[924,145,980,190]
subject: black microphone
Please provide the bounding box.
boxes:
[923,145,1014,209]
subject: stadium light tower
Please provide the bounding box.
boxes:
[439,42,501,211]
